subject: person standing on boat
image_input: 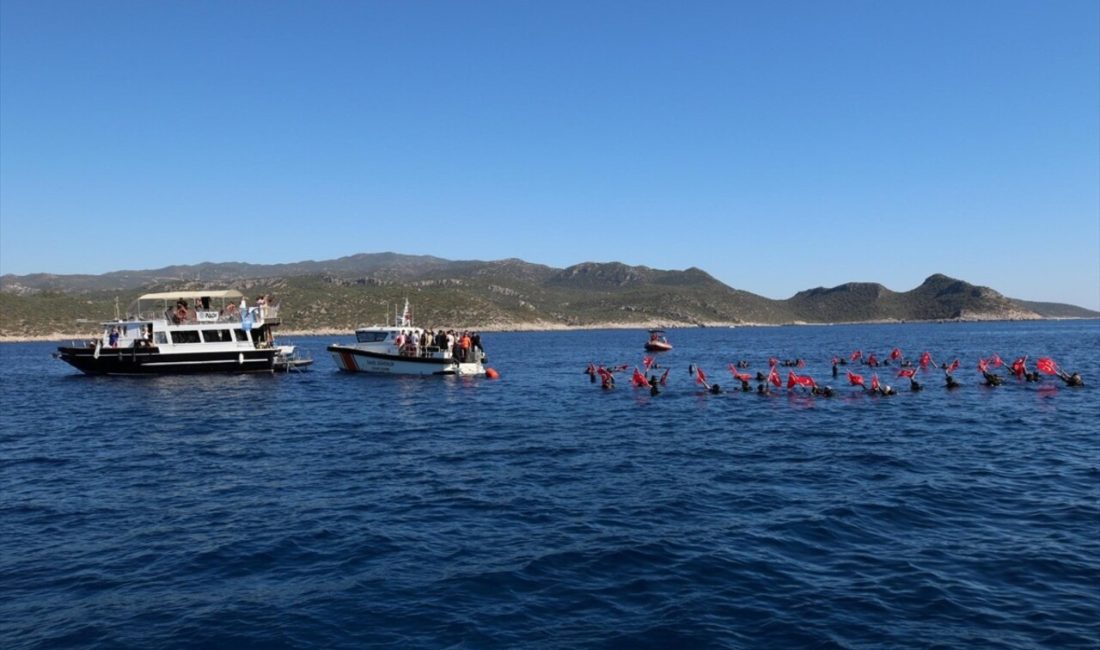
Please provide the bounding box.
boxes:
[460,332,472,362]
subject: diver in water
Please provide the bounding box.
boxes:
[1063,372,1084,387]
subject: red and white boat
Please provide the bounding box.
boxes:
[644,329,673,352]
[327,300,486,376]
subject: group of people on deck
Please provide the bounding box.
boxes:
[168,294,276,324]
[394,329,483,362]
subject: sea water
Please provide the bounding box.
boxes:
[2,320,1098,649]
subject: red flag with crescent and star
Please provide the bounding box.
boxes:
[1036,357,1059,376]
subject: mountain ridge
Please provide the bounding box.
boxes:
[1,254,1096,338]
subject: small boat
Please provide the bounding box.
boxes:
[327,300,486,376]
[54,290,312,375]
[644,329,673,352]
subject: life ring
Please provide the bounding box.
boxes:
[176,307,187,322]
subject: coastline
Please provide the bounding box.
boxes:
[3,315,1090,343]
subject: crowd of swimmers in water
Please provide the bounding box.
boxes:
[585,347,1084,397]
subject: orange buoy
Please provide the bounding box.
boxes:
[485,368,500,379]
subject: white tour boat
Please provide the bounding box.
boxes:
[327,300,487,376]
[55,290,312,375]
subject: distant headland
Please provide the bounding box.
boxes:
[1,253,1096,340]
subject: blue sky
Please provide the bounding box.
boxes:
[2,1,1098,309]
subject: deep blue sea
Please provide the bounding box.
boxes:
[2,321,1099,649]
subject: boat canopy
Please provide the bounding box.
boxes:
[137,290,244,301]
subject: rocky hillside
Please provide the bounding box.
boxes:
[1,254,1095,338]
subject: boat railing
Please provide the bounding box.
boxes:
[131,304,279,325]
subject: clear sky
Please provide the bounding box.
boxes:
[2,1,1098,309]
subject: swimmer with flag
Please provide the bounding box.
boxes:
[596,365,616,389]
[728,364,753,391]
[897,367,921,391]
[696,366,721,394]
[869,372,895,395]
[1037,357,1084,386]
[978,357,1004,386]
[787,370,816,391]
[1011,356,1027,380]
[943,359,961,389]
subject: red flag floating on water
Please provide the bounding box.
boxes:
[850,350,863,362]
[796,359,805,368]
[832,356,839,365]
[947,359,960,374]
[978,358,989,374]
[891,347,902,360]
[695,367,708,385]
[1011,356,1027,378]
[897,368,917,378]
[867,354,879,367]
[768,366,781,387]
[919,351,932,369]
[989,354,1004,368]
[632,367,649,387]
[871,373,880,391]
[847,370,865,387]
[768,357,779,368]
[642,356,654,370]
[1036,357,1059,376]
[659,368,670,385]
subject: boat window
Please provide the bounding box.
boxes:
[356,331,389,343]
[154,332,168,344]
[234,329,250,343]
[171,330,201,344]
[202,329,232,343]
